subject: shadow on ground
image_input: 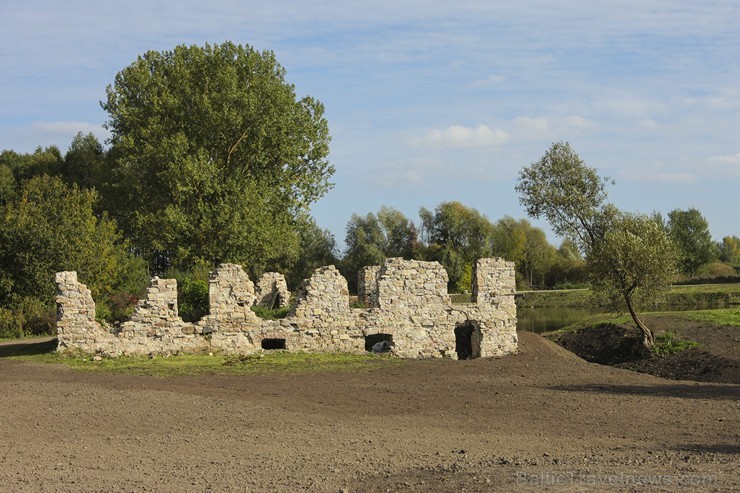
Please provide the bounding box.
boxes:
[0,338,57,358]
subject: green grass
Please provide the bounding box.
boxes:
[653,331,701,356]
[250,305,291,320]
[668,283,740,294]
[516,283,740,308]
[675,308,740,327]
[1,340,402,377]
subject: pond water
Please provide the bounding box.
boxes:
[517,304,731,334]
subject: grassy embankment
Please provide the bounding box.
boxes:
[515,283,740,308]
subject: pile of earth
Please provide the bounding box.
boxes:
[551,315,739,384]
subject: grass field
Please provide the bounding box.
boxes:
[0,339,401,377]
[515,283,740,308]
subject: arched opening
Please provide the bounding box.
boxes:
[365,333,394,353]
[261,338,286,350]
[455,322,481,360]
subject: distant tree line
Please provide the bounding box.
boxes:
[0,44,737,339]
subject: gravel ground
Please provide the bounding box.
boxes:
[0,331,738,492]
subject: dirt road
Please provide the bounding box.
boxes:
[1,332,737,492]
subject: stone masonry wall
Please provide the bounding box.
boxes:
[254,272,291,308]
[55,258,517,359]
[357,265,380,307]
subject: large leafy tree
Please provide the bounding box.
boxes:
[666,208,718,277]
[517,142,677,348]
[718,236,740,265]
[588,213,678,348]
[342,207,418,291]
[0,176,147,334]
[420,202,496,292]
[101,42,333,273]
[62,132,106,191]
[515,141,613,252]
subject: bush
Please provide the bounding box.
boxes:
[179,278,209,322]
[693,262,737,279]
[0,298,55,338]
[251,305,291,320]
[653,331,701,356]
[0,308,24,339]
[96,291,140,325]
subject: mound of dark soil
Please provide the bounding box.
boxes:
[555,323,648,364]
[553,317,740,384]
[617,347,740,384]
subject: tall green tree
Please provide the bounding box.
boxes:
[666,208,718,277]
[517,142,677,348]
[421,202,496,292]
[62,132,106,190]
[718,236,740,265]
[515,141,613,252]
[101,42,333,272]
[287,216,338,289]
[0,176,147,334]
[342,207,418,291]
[0,146,64,184]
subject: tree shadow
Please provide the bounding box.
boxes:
[549,383,740,400]
[0,338,57,358]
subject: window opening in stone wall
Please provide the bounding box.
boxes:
[455,322,480,360]
[365,333,394,353]
[261,338,286,350]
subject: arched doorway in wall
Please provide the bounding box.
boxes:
[455,321,481,360]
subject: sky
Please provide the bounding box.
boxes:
[1,0,739,251]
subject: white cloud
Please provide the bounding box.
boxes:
[410,124,510,149]
[709,153,740,177]
[31,120,108,138]
[510,115,594,141]
[470,74,506,87]
[622,170,697,184]
[0,121,110,153]
[710,153,740,165]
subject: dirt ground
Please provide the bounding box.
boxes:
[0,331,738,492]
[554,315,740,384]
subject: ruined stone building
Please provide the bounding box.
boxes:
[55,257,517,359]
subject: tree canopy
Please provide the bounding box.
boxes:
[101,42,333,273]
[0,176,147,335]
[666,208,718,277]
[517,142,678,348]
[515,141,613,251]
[588,212,678,347]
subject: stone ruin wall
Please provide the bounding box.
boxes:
[55,258,517,359]
[254,272,291,308]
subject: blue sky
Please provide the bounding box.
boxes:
[2,0,739,250]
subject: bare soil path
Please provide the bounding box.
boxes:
[0,332,738,492]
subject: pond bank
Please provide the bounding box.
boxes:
[515,283,740,308]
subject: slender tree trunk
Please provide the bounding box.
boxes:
[623,292,654,349]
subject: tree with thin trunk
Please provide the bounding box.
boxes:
[516,142,678,349]
[586,213,678,348]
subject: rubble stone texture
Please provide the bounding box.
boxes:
[55,258,517,359]
[357,265,380,307]
[254,272,291,308]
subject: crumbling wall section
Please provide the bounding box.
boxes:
[55,258,517,359]
[55,271,112,353]
[254,272,291,308]
[357,265,380,307]
[469,257,518,357]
